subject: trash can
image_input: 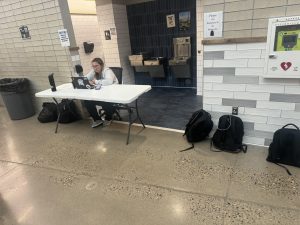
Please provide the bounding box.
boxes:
[0,78,35,120]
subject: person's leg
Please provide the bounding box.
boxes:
[99,102,116,121]
[83,100,102,121]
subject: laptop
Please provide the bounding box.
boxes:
[71,77,94,89]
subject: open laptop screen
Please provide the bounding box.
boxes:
[71,77,94,89]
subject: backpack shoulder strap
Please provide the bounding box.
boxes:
[180,143,194,152]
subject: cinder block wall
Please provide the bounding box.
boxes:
[0,0,74,109]
[203,0,300,38]
[71,14,104,75]
[95,0,134,84]
[201,0,300,146]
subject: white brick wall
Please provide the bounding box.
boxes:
[243,136,265,146]
[213,83,246,92]
[244,108,281,117]
[225,50,262,59]
[235,68,264,76]
[213,59,248,68]
[71,14,104,74]
[256,101,295,110]
[202,42,300,146]
[95,0,134,84]
[204,76,223,83]
[246,84,284,93]
[0,0,74,109]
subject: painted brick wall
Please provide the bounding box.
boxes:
[0,0,74,109]
[95,0,134,84]
[71,14,104,75]
[203,42,300,146]
[114,3,135,84]
[203,0,300,38]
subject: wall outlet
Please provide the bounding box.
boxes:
[232,107,238,115]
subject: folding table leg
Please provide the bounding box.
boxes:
[53,98,60,133]
[126,106,132,145]
[135,99,145,128]
[55,113,61,133]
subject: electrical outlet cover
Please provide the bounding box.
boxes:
[232,107,238,115]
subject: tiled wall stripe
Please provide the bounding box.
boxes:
[222,98,256,108]
[203,68,236,76]
[270,93,300,103]
[223,76,259,84]
[203,51,225,60]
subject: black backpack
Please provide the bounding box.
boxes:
[38,102,58,123]
[266,124,300,175]
[57,99,80,123]
[211,115,247,153]
[181,109,213,152]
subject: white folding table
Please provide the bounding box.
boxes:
[35,83,151,144]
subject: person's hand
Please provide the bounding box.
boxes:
[89,79,96,85]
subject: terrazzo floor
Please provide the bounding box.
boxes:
[0,106,299,225]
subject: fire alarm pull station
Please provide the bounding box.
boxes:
[264,16,300,78]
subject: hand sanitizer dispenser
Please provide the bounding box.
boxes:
[264,16,300,78]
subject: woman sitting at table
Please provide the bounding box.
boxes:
[84,57,119,128]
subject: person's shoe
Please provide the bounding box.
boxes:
[91,120,103,128]
[102,120,112,127]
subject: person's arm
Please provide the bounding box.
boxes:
[95,68,116,86]
[85,69,95,81]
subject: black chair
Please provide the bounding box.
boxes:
[109,67,124,120]
[110,67,123,84]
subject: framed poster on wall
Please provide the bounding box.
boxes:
[104,30,111,40]
[179,11,191,31]
[166,14,175,28]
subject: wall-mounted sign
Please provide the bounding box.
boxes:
[166,14,175,28]
[204,11,223,38]
[19,25,31,39]
[264,16,300,78]
[58,29,70,47]
[105,30,111,40]
[179,11,190,31]
[110,28,116,35]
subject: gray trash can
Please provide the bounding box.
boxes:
[0,78,35,120]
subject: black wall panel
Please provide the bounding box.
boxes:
[127,0,196,87]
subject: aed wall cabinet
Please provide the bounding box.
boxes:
[264,16,300,78]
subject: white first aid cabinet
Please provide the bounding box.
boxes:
[264,16,300,78]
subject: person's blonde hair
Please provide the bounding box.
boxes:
[92,58,104,79]
[92,58,104,67]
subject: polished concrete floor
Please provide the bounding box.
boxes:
[0,107,300,225]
